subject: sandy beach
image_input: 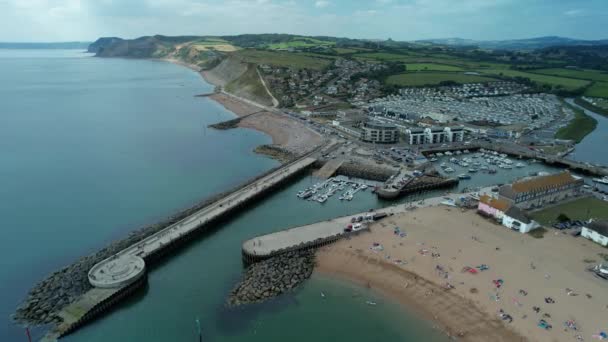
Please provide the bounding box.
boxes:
[208,92,323,156]
[316,207,608,342]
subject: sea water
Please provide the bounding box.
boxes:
[0,50,444,342]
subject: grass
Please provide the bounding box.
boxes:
[530,197,608,226]
[481,69,591,90]
[584,81,608,98]
[234,49,331,70]
[267,37,335,50]
[533,68,608,83]
[225,65,272,106]
[333,48,360,54]
[405,63,464,71]
[554,102,597,142]
[385,72,497,86]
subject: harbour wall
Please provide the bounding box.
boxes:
[20,158,317,339]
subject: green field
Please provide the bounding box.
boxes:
[386,72,497,86]
[481,69,591,90]
[333,48,360,54]
[554,102,597,143]
[533,68,608,82]
[584,82,608,98]
[267,37,335,50]
[530,197,608,226]
[235,49,331,70]
[405,63,464,71]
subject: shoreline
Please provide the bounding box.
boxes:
[314,206,608,342]
[162,58,324,157]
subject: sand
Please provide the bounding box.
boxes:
[162,58,324,157]
[316,207,608,342]
[209,92,323,156]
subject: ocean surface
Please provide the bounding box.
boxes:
[0,49,445,342]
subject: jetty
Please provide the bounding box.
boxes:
[242,187,492,263]
[420,142,608,177]
[314,159,344,178]
[45,156,317,339]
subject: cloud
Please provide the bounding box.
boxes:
[314,1,330,9]
[0,0,605,42]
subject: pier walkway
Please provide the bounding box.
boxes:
[314,159,343,179]
[88,156,317,289]
[242,187,493,260]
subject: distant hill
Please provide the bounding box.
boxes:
[416,36,608,50]
[0,42,91,49]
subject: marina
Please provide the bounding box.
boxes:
[297,176,378,204]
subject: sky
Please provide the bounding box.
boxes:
[0,0,607,42]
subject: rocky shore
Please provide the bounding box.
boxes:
[228,250,315,306]
[13,164,289,327]
[254,144,296,163]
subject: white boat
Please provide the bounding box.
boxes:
[468,168,478,173]
[366,301,377,306]
[430,158,438,162]
[593,177,608,185]
[503,164,513,169]
[444,167,455,173]
[445,151,453,156]
[436,152,444,157]
[441,198,457,207]
[458,174,471,180]
[516,163,525,168]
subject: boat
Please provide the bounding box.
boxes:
[440,162,447,168]
[593,176,608,185]
[444,167,455,173]
[441,197,457,207]
[436,152,444,157]
[458,174,471,180]
[516,162,525,168]
[455,150,462,155]
[468,168,478,173]
[450,157,458,163]
[361,184,368,190]
[366,301,377,306]
[321,292,326,298]
[445,151,453,156]
[480,165,489,170]
[489,169,497,174]
[469,192,480,201]
[429,157,438,162]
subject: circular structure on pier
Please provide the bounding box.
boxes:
[88,255,146,289]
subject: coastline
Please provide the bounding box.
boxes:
[315,206,608,342]
[161,58,324,158]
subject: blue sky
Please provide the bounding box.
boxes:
[0,0,606,42]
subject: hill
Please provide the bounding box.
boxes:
[417,36,608,50]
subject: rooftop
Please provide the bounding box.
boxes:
[504,206,531,224]
[586,220,608,236]
[480,194,511,212]
[510,171,580,194]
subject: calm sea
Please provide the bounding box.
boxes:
[0,50,445,342]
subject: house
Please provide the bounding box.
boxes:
[502,206,539,233]
[581,220,608,247]
[498,171,583,209]
[477,195,511,220]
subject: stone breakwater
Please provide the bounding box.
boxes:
[336,162,395,182]
[228,250,315,306]
[254,144,296,163]
[13,163,289,327]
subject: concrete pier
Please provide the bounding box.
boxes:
[242,187,492,263]
[88,157,317,288]
[44,156,316,339]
